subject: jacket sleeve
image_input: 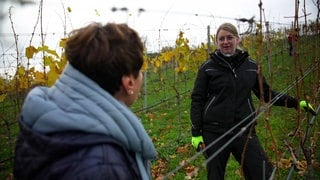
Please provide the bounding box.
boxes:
[190,65,209,136]
[252,75,298,108]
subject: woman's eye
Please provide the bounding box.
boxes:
[227,36,234,40]
[219,36,234,42]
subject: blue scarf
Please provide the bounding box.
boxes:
[21,64,157,179]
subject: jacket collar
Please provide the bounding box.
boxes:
[210,49,249,69]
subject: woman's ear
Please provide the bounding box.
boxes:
[236,36,241,44]
[122,75,134,95]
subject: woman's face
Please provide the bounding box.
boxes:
[126,70,143,106]
[216,29,240,55]
[132,70,143,101]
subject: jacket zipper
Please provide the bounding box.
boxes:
[232,68,237,78]
[204,96,216,116]
[217,56,237,78]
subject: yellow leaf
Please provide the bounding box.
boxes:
[0,93,6,102]
[34,71,46,84]
[141,55,148,71]
[34,71,44,79]
[296,160,307,171]
[47,69,59,86]
[59,38,68,48]
[38,45,48,51]
[17,67,25,75]
[25,46,37,59]
[43,56,53,66]
[67,6,72,13]
[19,77,28,89]
[0,78,6,91]
[279,158,292,169]
[155,61,161,68]
[38,46,59,57]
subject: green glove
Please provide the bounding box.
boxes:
[300,100,316,116]
[191,136,204,149]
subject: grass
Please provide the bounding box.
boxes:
[0,94,21,179]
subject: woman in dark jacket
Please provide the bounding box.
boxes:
[190,23,315,180]
[14,22,157,180]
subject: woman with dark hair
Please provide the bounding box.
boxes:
[190,22,315,180]
[14,22,157,180]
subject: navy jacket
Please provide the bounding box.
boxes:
[14,117,141,180]
[191,50,298,136]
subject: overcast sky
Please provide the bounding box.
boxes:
[1,0,318,50]
[0,0,318,76]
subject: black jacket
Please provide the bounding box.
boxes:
[14,117,141,180]
[190,49,298,136]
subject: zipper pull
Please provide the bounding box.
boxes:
[232,68,237,78]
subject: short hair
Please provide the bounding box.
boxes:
[215,23,239,42]
[65,22,144,95]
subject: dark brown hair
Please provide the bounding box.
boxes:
[65,22,144,95]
